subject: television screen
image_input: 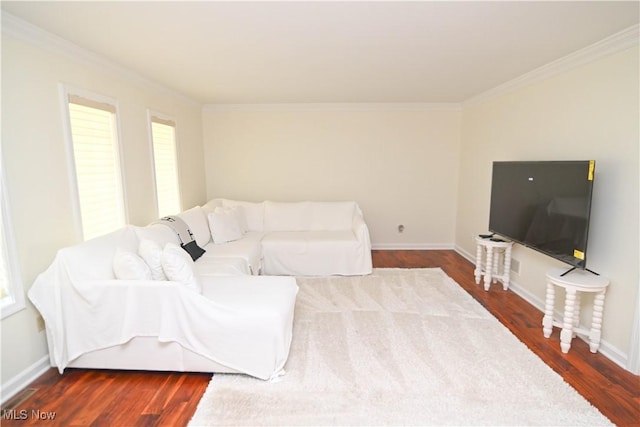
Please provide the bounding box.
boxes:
[488,160,595,269]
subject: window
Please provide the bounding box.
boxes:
[149,114,181,217]
[1,165,25,319]
[64,90,126,241]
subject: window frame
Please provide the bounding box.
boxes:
[0,163,26,319]
[59,84,129,241]
[147,110,182,218]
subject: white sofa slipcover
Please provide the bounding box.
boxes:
[28,225,298,380]
[205,199,373,276]
[29,198,372,377]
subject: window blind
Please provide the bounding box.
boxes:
[151,117,181,217]
[0,200,10,301]
[0,172,25,318]
[68,95,125,241]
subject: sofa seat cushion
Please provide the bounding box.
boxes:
[194,256,251,277]
[261,231,363,276]
[200,275,299,379]
[201,231,264,275]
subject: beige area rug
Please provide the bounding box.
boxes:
[189,268,612,426]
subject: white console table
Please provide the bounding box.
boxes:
[474,236,513,291]
[543,267,609,354]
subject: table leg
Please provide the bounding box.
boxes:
[492,250,500,283]
[589,291,606,353]
[572,292,581,337]
[560,289,577,353]
[542,281,555,338]
[483,247,493,291]
[474,243,483,285]
[502,245,512,290]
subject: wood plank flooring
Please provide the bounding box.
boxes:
[2,250,638,426]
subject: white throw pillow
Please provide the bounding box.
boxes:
[208,208,244,244]
[138,239,167,280]
[113,248,153,280]
[221,199,264,232]
[176,206,211,248]
[227,205,248,233]
[161,243,201,293]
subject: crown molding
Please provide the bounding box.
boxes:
[464,24,640,107]
[204,103,461,112]
[1,12,202,108]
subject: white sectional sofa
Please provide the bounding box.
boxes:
[203,199,373,276]
[28,225,298,380]
[28,199,372,378]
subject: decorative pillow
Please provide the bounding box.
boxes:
[176,206,211,248]
[138,239,167,280]
[208,207,244,244]
[181,240,206,261]
[161,243,201,293]
[221,199,264,232]
[113,248,153,280]
[226,205,248,233]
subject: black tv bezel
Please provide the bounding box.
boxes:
[488,160,595,270]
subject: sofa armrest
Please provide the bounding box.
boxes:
[86,279,181,289]
[352,213,372,248]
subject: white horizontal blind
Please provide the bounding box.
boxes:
[0,169,25,318]
[151,117,181,217]
[68,95,125,240]
[0,197,11,301]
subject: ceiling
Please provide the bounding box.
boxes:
[2,1,639,105]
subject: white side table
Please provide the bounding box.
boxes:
[543,267,609,354]
[474,236,513,291]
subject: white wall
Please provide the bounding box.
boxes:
[1,33,206,392]
[456,47,639,362]
[203,106,461,247]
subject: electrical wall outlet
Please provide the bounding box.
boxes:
[398,224,405,233]
[36,315,45,332]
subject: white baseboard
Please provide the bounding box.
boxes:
[454,245,475,263]
[1,356,51,405]
[453,246,631,372]
[372,243,454,250]
[507,281,629,370]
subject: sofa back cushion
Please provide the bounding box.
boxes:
[220,199,265,232]
[134,224,179,247]
[201,198,223,214]
[60,226,140,282]
[176,206,210,247]
[205,199,358,232]
[310,202,356,231]
[264,201,312,232]
[208,207,245,244]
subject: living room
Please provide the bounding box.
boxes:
[1,1,638,424]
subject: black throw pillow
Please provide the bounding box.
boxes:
[181,241,206,261]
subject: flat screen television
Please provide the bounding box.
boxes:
[488,160,595,270]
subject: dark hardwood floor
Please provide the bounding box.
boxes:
[2,250,638,426]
